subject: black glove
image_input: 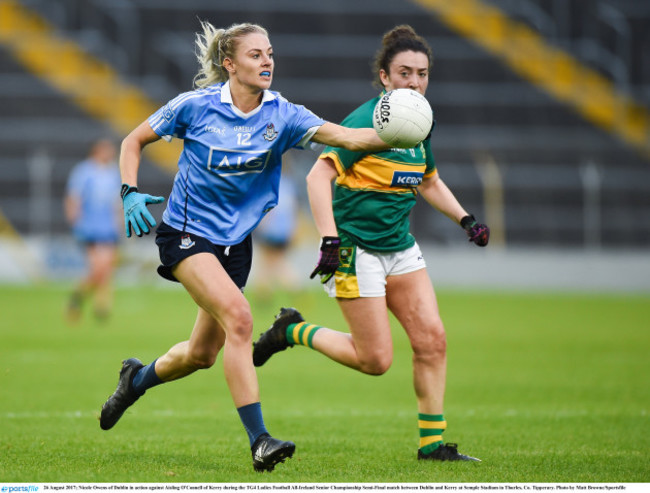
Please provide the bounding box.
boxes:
[460,215,489,247]
[309,236,341,283]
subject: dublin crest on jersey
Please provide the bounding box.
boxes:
[263,123,278,141]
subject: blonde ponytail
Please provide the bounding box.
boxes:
[194,20,269,88]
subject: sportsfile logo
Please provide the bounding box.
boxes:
[391,171,423,187]
[1,486,39,492]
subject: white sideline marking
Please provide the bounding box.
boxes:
[4,411,91,419]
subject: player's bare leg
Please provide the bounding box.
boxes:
[254,296,393,374]
[99,306,225,430]
[153,306,225,382]
[386,268,446,415]
[171,252,257,405]
[387,268,479,462]
[313,297,394,374]
[66,244,116,323]
[100,252,294,470]
[88,244,117,320]
[100,255,231,430]
[173,253,295,471]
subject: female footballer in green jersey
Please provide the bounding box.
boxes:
[253,25,489,462]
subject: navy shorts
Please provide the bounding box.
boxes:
[155,222,253,289]
[75,231,120,247]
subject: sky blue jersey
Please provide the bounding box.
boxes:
[148,81,325,245]
[66,159,121,243]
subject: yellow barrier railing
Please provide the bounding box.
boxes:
[412,0,650,159]
[0,0,182,171]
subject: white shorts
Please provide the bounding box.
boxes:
[324,242,426,298]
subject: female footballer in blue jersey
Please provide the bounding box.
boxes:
[253,25,489,462]
[99,21,392,472]
[64,138,121,323]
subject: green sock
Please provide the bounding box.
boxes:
[419,413,446,454]
[286,322,322,348]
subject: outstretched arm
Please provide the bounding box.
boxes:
[311,122,389,153]
[419,174,489,246]
[418,174,468,224]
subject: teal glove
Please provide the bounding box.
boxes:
[121,185,165,238]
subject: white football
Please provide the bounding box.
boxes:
[372,88,433,148]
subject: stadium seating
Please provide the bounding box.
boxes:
[0,0,648,247]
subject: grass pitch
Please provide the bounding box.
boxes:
[0,284,648,483]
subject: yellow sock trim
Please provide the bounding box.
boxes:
[420,435,443,448]
[301,324,316,346]
[291,322,307,345]
[290,322,321,348]
[418,420,447,429]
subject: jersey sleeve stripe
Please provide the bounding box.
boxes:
[319,150,345,176]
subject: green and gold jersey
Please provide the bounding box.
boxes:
[320,96,437,252]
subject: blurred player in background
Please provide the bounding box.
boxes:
[253,156,299,297]
[64,138,121,324]
[99,21,393,472]
[253,25,489,462]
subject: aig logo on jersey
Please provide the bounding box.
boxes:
[391,171,423,188]
[207,147,272,175]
